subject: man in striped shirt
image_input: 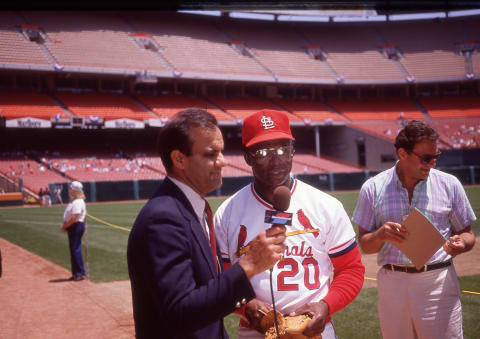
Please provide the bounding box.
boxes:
[352,120,476,339]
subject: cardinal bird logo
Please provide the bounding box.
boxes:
[236,225,247,257]
[296,209,318,238]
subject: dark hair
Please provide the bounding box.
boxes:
[394,120,439,152]
[157,108,218,172]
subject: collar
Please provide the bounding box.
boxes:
[251,177,297,209]
[168,176,206,222]
[393,161,403,189]
[393,161,427,189]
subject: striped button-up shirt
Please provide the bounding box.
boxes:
[352,163,476,266]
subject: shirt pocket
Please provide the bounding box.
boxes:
[424,205,451,234]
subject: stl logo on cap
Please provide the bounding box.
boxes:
[242,109,295,148]
[260,115,275,130]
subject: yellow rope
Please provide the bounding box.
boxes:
[462,290,480,295]
[86,212,130,232]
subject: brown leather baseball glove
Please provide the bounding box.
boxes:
[261,310,321,339]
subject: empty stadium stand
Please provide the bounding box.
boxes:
[207,95,302,122]
[348,120,406,143]
[216,18,337,83]
[54,91,158,121]
[124,12,274,81]
[136,93,235,123]
[0,11,477,84]
[0,89,67,121]
[272,97,346,123]
[419,95,480,119]
[299,22,406,84]
[0,12,51,68]
[379,20,467,81]
[293,153,363,173]
[223,153,252,176]
[19,11,170,74]
[327,96,425,121]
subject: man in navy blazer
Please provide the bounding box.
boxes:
[127,108,286,339]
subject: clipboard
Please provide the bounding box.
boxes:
[391,208,446,269]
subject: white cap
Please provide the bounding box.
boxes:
[70,181,83,192]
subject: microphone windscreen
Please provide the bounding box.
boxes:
[272,186,291,212]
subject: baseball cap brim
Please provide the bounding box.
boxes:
[245,131,295,148]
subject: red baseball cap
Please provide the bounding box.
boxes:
[242,109,295,148]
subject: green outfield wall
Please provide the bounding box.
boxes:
[47,165,479,204]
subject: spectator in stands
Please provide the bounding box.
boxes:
[127,108,286,339]
[214,109,364,339]
[352,120,476,339]
[60,163,67,173]
[60,181,87,281]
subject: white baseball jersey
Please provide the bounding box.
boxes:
[214,179,356,336]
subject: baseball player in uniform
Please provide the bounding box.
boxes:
[214,109,365,339]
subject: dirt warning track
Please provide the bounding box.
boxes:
[1,237,479,338]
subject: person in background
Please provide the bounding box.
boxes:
[55,184,63,204]
[127,108,286,339]
[352,120,476,339]
[38,187,44,206]
[214,109,365,339]
[60,181,87,281]
[44,187,52,207]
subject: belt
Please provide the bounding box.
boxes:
[382,260,451,273]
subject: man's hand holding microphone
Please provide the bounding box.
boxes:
[239,225,286,279]
[239,186,291,279]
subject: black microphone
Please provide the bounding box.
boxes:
[236,187,292,257]
[264,185,292,227]
[266,186,291,339]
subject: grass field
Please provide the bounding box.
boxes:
[1,187,479,338]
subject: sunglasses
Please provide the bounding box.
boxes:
[410,150,442,164]
[248,145,294,161]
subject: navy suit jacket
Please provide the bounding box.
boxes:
[127,178,255,339]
